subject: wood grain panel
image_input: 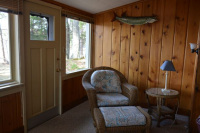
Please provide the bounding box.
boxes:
[180,0,200,110]
[0,97,2,133]
[190,24,200,133]
[138,0,153,104]
[111,9,122,71]
[158,0,177,88]
[1,95,13,132]
[0,93,23,133]
[31,49,42,115]
[62,75,87,113]
[148,0,165,88]
[103,12,113,66]
[191,23,200,132]
[94,14,104,67]
[170,0,189,91]
[46,48,55,109]
[128,2,143,86]
[120,6,132,79]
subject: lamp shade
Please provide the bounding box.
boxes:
[160,60,176,71]
[190,43,198,50]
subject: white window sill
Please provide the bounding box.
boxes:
[0,82,24,97]
[63,68,91,80]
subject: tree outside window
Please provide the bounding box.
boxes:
[66,18,90,73]
[0,12,11,81]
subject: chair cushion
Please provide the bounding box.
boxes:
[97,93,129,107]
[91,70,121,93]
[99,106,146,127]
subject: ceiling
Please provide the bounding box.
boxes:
[54,0,139,14]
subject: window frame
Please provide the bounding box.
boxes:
[0,12,20,85]
[64,17,92,75]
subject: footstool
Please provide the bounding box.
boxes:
[94,106,151,133]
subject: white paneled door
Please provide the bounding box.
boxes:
[24,0,61,129]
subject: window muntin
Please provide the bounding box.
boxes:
[30,12,54,41]
[65,18,91,73]
[0,12,11,82]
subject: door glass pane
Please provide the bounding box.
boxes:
[30,13,49,40]
[0,12,11,81]
[65,18,90,73]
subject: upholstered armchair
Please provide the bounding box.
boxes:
[82,66,138,120]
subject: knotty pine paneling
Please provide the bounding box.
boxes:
[148,0,165,88]
[103,12,113,67]
[62,76,87,113]
[94,14,104,67]
[137,0,153,105]
[120,6,132,80]
[111,9,122,71]
[128,2,142,86]
[0,92,23,133]
[158,0,177,89]
[94,0,200,111]
[180,0,200,110]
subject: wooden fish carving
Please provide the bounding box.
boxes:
[112,12,158,25]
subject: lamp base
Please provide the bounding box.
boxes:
[161,88,170,95]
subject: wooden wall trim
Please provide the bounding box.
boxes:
[40,0,93,18]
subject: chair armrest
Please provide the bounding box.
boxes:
[121,82,138,105]
[82,81,98,111]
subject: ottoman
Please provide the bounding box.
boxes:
[94,106,151,133]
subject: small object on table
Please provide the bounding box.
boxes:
[146,88,179,127]
[160,60,176,93]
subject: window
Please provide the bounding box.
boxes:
[0,12,11,82]
[30,12,54,41]
[0,12,19,84]
[65,18,91,73]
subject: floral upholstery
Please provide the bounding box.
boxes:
[91,70,121,93]
[99,106,146,127]
[97,93,129,107]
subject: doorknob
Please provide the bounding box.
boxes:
[56,68,61,72]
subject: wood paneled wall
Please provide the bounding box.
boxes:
[94,0,200,111]
[62,76,87,113]
[0,92,23,133]
[190,23,200,133]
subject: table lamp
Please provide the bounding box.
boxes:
[160,60,176,93]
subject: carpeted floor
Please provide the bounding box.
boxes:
[29,101,189,133]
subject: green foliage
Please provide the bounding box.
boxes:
[30,15,48,40]
[70,63,79,70]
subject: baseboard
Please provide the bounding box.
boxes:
[28,107,59,130]
[62,96,88,113]
[11,126,24,133]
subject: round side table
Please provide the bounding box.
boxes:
[145,88,180,127]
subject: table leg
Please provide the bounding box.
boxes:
[157,97,162,127]
[146,94,151,114]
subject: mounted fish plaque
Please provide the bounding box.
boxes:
[112,12,158,25]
